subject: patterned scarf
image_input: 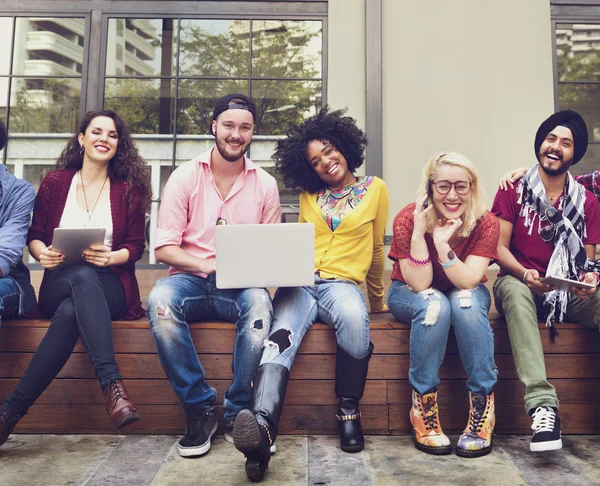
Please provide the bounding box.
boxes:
[518,166,600,340]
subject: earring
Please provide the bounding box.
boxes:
[80,145,84,155]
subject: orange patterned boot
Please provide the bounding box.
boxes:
[410,389,451,455]
[455,391,495,458]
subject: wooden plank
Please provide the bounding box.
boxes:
[10,404,389,435]
[386,379,600,405]
[0,378,387,406]
[3,352,600,381]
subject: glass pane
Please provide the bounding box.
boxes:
[176,78,248,135]
[179,19,249,77]
[571,143,600,179]
[104,78,175,134]
[252,20,322,79]
[558,83,600,141]
[106,18,175,77]
[13,17,85,76]
[556,23,600,82]
[9,78,80,133]
[0,78,8,119]
[0,18,14,75]
[252,80,321,135]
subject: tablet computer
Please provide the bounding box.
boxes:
[539,275,596,292]
[52,228,106,268]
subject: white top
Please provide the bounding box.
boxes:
[58,172,113,247]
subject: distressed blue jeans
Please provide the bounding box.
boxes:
[387,281,497,396]
[261,277,371,368]
[146,273,272,420]
[0,276,20,327]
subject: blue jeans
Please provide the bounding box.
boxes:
[146,273,272,420]
[387,281,497,396]
[261,277,371,368]
[0,277,20,327]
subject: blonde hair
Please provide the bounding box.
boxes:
[417,151,486,237]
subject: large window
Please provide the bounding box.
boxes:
[0,3,326,264]
[555,22,600,176]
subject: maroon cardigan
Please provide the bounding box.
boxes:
[27,169,145,320]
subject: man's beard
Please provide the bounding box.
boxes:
[215,132,251,162]
[538,150,573,176]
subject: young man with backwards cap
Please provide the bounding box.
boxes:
[146,94,281,457]
[492,109,600,452]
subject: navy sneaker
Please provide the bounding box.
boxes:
[530,406,562,452]
[178,407,218,457]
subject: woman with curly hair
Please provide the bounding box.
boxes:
[0,110,152,446]
[233,108,389,482]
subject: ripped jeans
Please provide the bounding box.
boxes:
[260,277,371,369]
[387,280,497,396]
[147,273,272,420]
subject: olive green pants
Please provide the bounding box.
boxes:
[493,275,600,414]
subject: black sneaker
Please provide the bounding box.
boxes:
[0,408,20,446]
[530,406,562,452]
[178,407,218,457]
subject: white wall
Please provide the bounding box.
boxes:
[382,0,555,215]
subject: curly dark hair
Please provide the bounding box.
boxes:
[273,107,368,193]
[56,110,152,211]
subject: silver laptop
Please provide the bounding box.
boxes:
[215,223,315,289]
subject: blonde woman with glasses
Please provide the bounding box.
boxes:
[387,152,499,458]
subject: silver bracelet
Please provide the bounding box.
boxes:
[522,269,532,284]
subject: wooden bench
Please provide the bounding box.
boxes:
[1,271,599,435]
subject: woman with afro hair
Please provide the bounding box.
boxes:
[233,108,389,481]
[0,110,152,447]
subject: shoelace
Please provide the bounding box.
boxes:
[531,407,556,433]
[110,383,126,402]
[422,396,440,431]
[466,396,487,434]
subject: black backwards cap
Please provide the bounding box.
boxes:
[534,109,588,165]
[211,93,256,135]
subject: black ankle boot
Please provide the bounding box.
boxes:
[234,363,289,482]
[335,342,374,453]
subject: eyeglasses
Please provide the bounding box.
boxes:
[538,207,560,242]
[431,180,472,195]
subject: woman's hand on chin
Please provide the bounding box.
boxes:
[432,218,462,248]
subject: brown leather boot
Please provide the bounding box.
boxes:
[104,380,140,430]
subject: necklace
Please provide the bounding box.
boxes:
[79,170,108,225]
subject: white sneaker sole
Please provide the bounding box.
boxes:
[530,438,562,452]
[178,422,218,457]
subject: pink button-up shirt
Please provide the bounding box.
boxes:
[155,148,281,277]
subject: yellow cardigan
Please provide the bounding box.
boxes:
[299,176,389,312]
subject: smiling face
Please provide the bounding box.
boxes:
[78,116,118,163]
[306,139,355,188]
[537,125,575,176]
[212,109,254,163]
[431,164,472,220]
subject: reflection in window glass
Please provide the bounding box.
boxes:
[106,18,174,77]
[557,24,600,82]
[176,79,248,135]
[12,17,85,76]
[104,78,175,134]
[252,20,322,79]
[252,80,321,135]
[0,18,13,75]
[179,20,249,77]
[9,78,80,133]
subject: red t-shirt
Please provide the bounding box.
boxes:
[389,203,500,292]
[491,185,600,277]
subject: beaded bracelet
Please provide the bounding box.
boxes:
[407,252,431,266]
